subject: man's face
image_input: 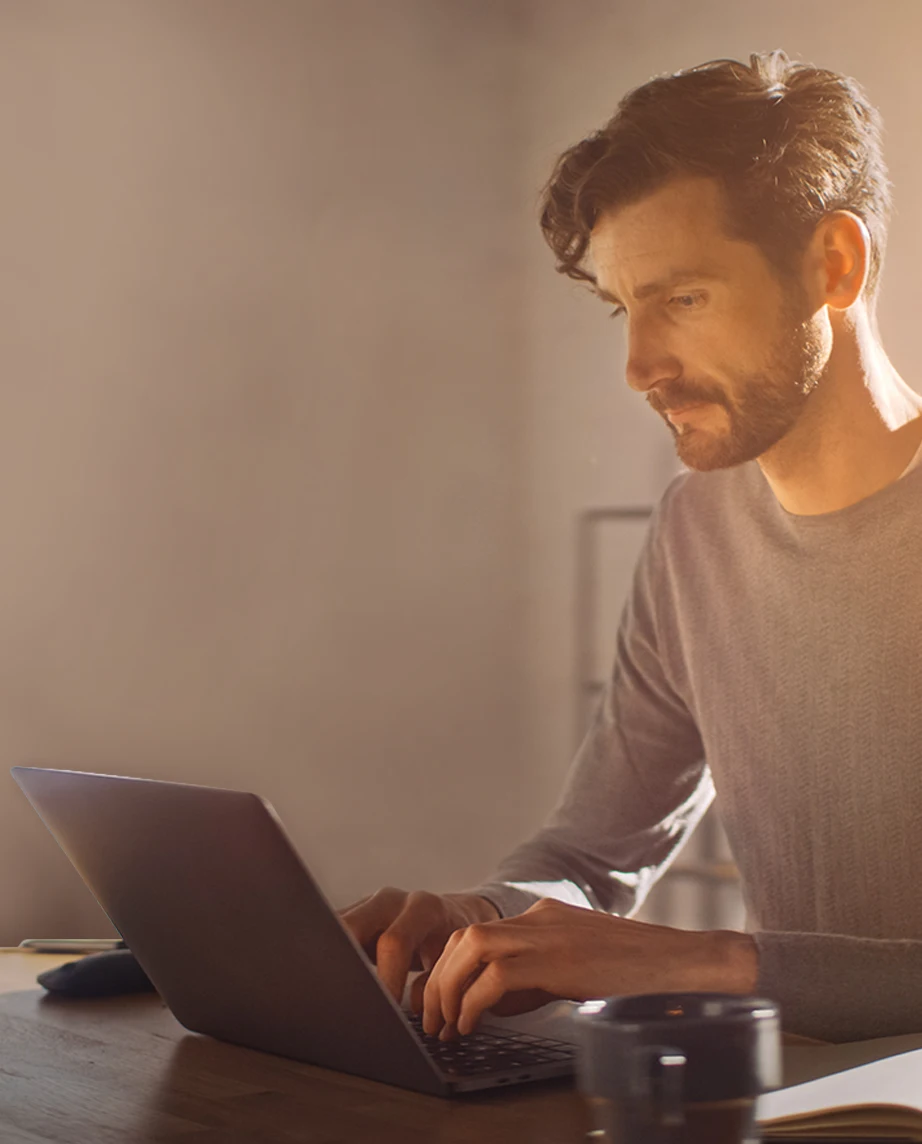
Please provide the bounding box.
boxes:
[588,175,829,471]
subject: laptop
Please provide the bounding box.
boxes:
[10,766,579,1096]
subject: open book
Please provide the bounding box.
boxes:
[758,1040,922,1139]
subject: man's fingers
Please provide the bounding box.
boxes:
[419,934,445,973]
[339,886,406,950]
[423,922,524,1036]
[422,926,463,1034]
[457,956,542,1035]
[376,926,417,1004]
[339,887,475,1008]
[375,891,448,1004]
[409,969,430,1014]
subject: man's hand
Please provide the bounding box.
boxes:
[419,898,759,1039]
[338,887,500,1005]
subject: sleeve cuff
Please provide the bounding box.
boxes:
[462,879,595,919]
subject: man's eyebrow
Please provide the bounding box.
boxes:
[593,269,725,306]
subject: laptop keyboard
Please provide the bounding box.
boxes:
[406,1012,576,1077]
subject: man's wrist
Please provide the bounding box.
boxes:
[448,893,501,924]
[712,929,760,994]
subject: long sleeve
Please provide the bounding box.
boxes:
[754,932,922,1042]
[467,487,712,920]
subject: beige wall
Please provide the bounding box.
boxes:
[0,0,530,942]
[2,0,918,944]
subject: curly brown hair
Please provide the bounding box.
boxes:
[539,49,893,307]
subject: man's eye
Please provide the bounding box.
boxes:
[609,293,704,320]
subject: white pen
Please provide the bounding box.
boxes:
[17,938,125,954]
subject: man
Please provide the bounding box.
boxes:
[342,49,922,1045]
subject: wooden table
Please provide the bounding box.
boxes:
[3,950,855,1143]
[0,951,592,1143]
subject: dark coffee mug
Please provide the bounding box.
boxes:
[575,992,781,1143]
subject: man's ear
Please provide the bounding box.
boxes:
[817,210,870,311]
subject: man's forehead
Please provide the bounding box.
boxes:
[590,219,724,266]
[588,233,729,303]
[588,178,729,276]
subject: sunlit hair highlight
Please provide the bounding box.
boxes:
[539,49,893,308]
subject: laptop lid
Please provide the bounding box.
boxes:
[11,766,448,1095]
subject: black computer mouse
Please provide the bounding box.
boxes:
[37,948,157,997]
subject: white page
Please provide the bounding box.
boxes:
[757,1046,922,1123]
[782,1031,922,1089]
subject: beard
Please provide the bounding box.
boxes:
[649,287,829,472]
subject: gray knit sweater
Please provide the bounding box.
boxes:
[469,456,922,1043]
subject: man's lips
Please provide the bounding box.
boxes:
[664,402,709,422]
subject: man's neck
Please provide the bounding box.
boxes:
[757,309,922,516]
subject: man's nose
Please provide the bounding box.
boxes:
[623,321,681,396]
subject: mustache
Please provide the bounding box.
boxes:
[647,389,721,414]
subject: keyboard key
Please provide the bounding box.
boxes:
[404,1012,574,1076]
